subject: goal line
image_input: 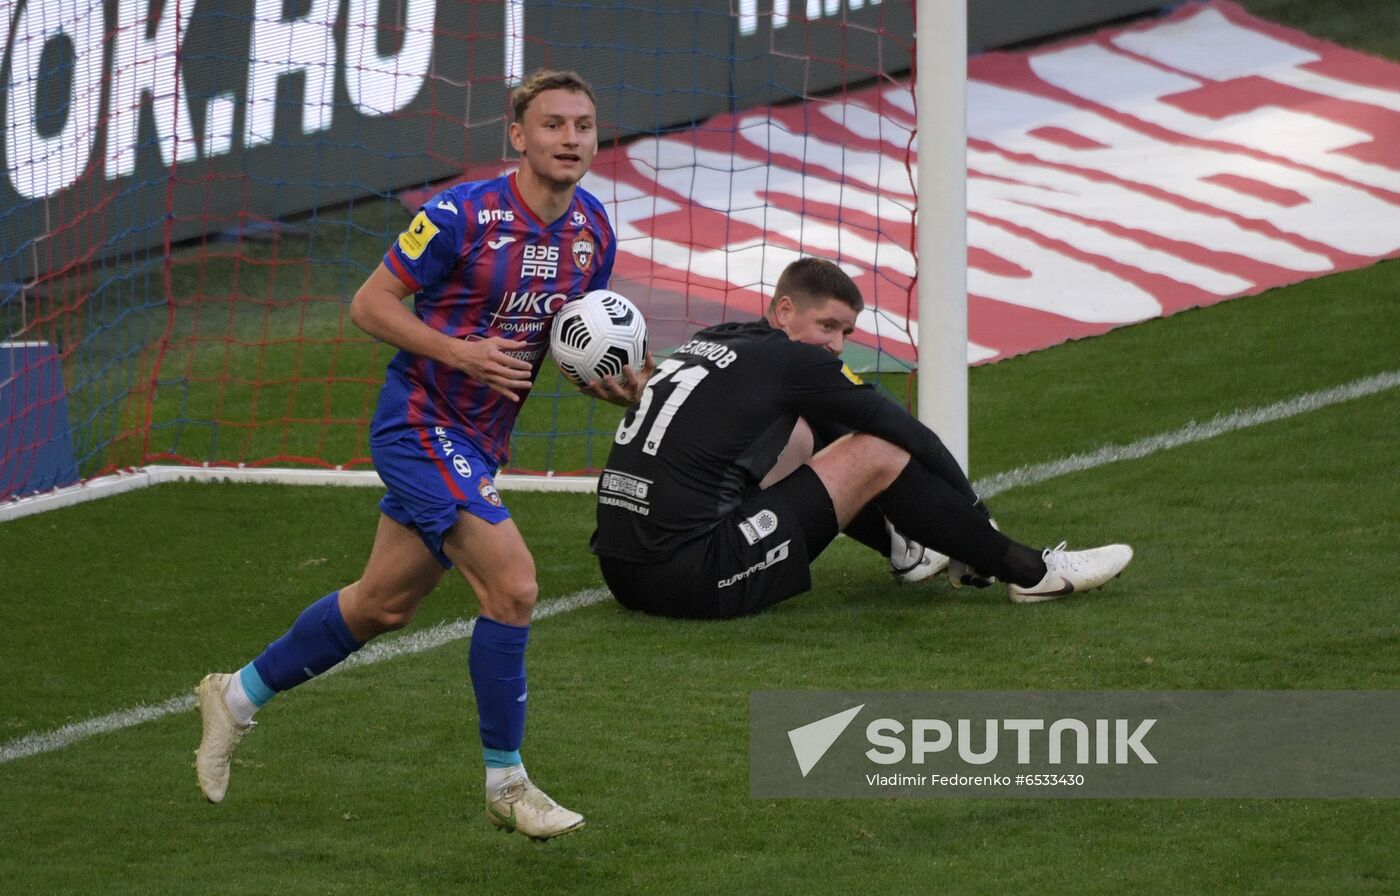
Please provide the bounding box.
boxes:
[4,367,1396,525]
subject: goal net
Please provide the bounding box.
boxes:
[2,0,921,502]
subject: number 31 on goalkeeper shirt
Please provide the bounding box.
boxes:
[614,358,709,455]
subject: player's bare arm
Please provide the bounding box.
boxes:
[351,263,534,402]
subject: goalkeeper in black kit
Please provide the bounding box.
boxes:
[590,256,1133,619]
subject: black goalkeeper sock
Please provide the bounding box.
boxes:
[842,504,892,555]
[874,460,1047,587]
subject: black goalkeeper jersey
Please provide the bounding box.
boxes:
[591,319,966,562]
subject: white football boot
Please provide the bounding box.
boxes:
[1009,542,1134,603]
[487,779,585,840]
[194,672,254,803]
[887,523,949,584]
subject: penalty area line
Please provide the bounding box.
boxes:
[3,368,1396,765]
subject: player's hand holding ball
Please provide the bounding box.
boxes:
[550,290,651,406]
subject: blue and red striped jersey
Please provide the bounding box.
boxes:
[370,171,616,466]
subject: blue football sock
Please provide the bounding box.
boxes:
[470,617,530,767]
[251,591,364,696]
[237,663,275,708]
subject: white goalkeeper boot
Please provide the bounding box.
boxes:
[487,778,585,840]
[194,672,254,803]
[887,523,948,584]
[1009,542,1134,603]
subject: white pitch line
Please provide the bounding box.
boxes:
[4,368,1398,766]
[974,369,1400,498]
[0,693,199,766]
[0,588,611,765]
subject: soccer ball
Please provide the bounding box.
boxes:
[550,290,648,385]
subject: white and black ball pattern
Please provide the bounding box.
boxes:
[550,290,648,385]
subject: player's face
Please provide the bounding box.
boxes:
[774,295,858,355]
[510,88,599,191]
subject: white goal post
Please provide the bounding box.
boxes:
[915,0,970,473]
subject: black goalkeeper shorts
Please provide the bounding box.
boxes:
[598,465,839,619]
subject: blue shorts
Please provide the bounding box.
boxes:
[371,425,511,568]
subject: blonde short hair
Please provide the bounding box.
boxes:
[511,69,597,123]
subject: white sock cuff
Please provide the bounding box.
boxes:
[485,763,528,800]
[224,673,259,726]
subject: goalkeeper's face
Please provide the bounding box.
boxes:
[511,88,599,191]
[771,295,858,356]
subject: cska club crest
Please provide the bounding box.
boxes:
[478,476,503,508]
[572,235,595,271]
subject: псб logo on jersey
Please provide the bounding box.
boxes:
[478,208,516,225]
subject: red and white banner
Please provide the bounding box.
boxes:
[413,2,1400,365]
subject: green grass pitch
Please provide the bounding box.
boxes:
[3,257,1396,894]
[3,2,1400,892]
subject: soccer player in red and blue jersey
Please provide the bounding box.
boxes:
[195,70,643,840]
